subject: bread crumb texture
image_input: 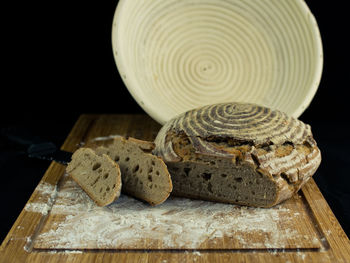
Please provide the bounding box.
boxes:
[66,148,121,207]
[94,137,172,206]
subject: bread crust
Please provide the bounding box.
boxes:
[154,102,321,207]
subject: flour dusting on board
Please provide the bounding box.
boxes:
[28,177,308,250]
[24,183,57,215]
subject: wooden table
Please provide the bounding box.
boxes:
[1,114,350,263]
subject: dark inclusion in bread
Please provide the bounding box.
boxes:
[154,102,321,207]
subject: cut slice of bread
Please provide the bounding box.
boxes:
[66,148,122,207]
[95,137,172,206]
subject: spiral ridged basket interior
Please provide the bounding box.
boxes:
[112,0,323,124]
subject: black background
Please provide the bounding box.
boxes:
[1,0,349,244]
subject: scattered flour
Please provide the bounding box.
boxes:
[30,178,307,250]
[296,249,306,260]
[35,182,58,196]
[24,203,52,216]
[90,134,121,142]
[45,250,83,254]
[24,236,32,252]
[24,183,57,215]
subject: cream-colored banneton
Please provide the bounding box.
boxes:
[112,0,323,125]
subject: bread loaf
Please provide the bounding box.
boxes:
[66,148,122,207]
[154,102,321,207]
[95,137,173,206]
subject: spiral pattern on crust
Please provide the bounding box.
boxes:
[170,102,311,146]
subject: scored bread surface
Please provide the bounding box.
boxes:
[95,137,173,206]
[66,148,122,207]
[154,102,321,207]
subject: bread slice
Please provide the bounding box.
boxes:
[94,137,173,206]
[154,102,321,207]
[66,148,122,207]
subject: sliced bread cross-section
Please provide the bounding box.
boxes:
[66,148,122,206]
[95,137,172,206]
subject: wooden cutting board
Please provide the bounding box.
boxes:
[1,114,350,263]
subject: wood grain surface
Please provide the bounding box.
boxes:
[1,114,350,263]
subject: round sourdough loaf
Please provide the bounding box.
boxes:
[154,102,321,207]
